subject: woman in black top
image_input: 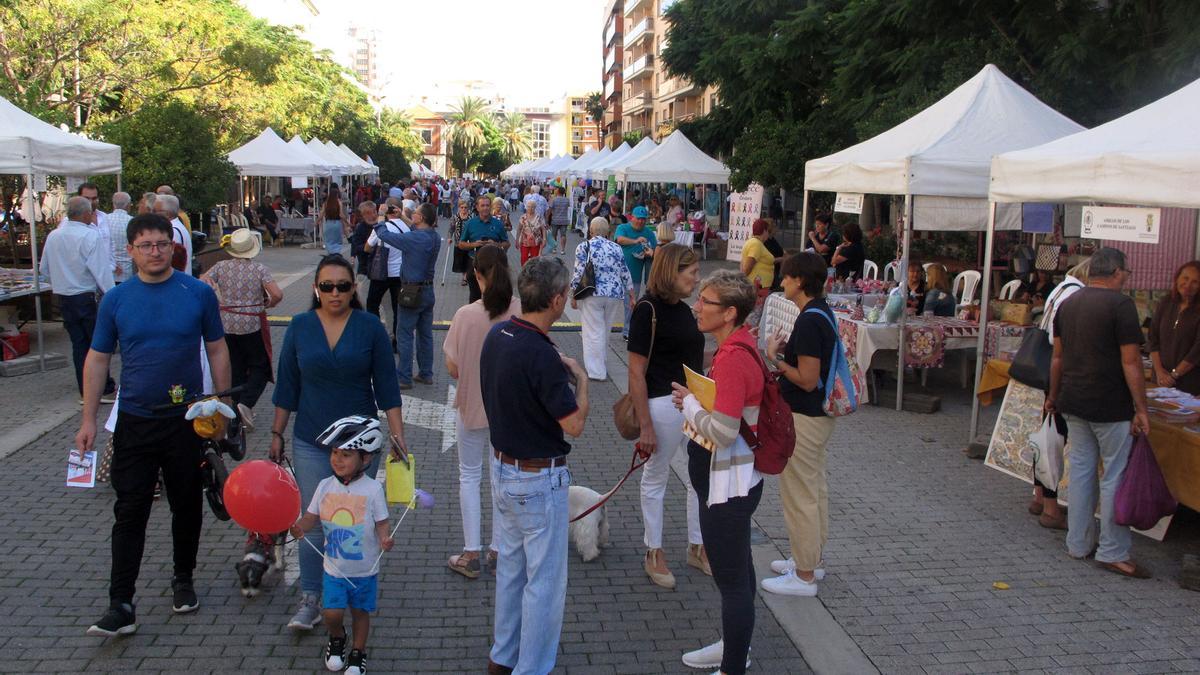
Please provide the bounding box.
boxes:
[831,222,866,280]
[763,252,837,597]
[1149,260,1200,395]
[906,262,927,311]
[627,243,708,589]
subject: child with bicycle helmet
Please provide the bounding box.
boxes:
[289,415,393,675]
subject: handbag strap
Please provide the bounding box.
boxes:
[1039,281,1081,331]
[803,307,843,393]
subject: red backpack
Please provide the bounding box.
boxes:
[729,342,795,475]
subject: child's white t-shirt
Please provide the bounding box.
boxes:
[307,474,389,578]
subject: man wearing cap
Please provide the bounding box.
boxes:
[614,206,657,339]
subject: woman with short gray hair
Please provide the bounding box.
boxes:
[570,217,634,381]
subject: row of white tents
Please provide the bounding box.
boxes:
[226,128,378,179]
[792,64,1200,437]
[500,129,731,185]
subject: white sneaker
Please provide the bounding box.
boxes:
[287,592,322,630]
[682,640,750,670]
[761,570,819,597]
[768,557,825,580]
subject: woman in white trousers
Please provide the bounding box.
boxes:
[626,243,709,588]
[570,217,635,381]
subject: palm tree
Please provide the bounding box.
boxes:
[447,96,491,168]
[585,91,606,143]
[497,112,533,163]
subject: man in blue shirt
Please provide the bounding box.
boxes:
[613,205,657,338]
[75,214,231,639]
[480,257,589,675]
[457,195,510,303]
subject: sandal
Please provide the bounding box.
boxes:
[687,544,712,576]
[486,549,498,574]
[644,549,676,589]
[1099,560,1151,579]
[448,552,481,579]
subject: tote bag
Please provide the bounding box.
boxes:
[1114,434,1178,530]
[1009,282,1079,390]
[805,308,861,417]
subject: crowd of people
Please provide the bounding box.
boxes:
[48,171,1183,675]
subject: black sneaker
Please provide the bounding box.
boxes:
[171,577,199,614]
[86,603,137,637]
[324,635,347,671]
[346,648,367,675]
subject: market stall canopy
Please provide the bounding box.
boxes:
[533,154,573,179]
[805,64,1083,198]
[229,128,328,178]
[616,131,730,184]
[593,137,657,181]
[337,143,374,174]
[586,142,632,180]
[0,94,121,175]
[519,155,554,179]
[560,147,598,176]
[364,156,379,175]
[569,146,612,177]
[306,138,354,176]
[990,77,1200,209]
[324,140,367,176]
[286,135,334,177]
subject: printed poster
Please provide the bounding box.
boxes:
[66,450,96,488]
[1081,206,1160,244]
[725,183,764,262]
[834,192,864,214]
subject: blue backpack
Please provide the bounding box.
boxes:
[804,308,859,417]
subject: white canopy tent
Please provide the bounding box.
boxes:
[592,137,657,182]
[518,155,554,180]
[337,143,374,176]
[568,146,612,180]
[586,142,633,181]
[227,128,328,178]
[615,130,731,184]
[307,139,354,177]
[0,94,123,369]
[365,156,380,176]
[967,76,1200,440]
[286,135,334,176]
[324,141,366,176]
[801,63,1085,410]
[533,154,573,180]
[559,147,598,177]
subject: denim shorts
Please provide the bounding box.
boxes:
[322,572,378,611]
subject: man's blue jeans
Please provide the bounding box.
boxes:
[1063,415,1133,563]
[59,292,114,394]
[489,455,570,675]
[395,286,435,385]
[293,437,381,595]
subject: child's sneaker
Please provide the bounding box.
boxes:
[324,635,346,671]
[345,648,367,675]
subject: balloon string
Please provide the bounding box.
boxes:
[369,494,417,573]
[299,535,357,589]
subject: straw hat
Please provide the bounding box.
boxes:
[223,228,261,259]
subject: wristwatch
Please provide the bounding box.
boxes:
[1171,368,1180,378]
[774,353,785,362]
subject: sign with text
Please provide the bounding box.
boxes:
[834,192,864,214]
[1081,206,1160,244]
[290,176,307,189]
[726,182,764,262]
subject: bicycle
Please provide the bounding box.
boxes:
[152,386,246,521]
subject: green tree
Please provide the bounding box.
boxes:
[585,91,606,142]
[98,100,237,211]
[497,112,533,164]
[447,96,492,172]
[622,130,645,146]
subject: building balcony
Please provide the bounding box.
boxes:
[656,76,698,102]
[603,107,621,128]
[623,0,647,17]
[605,14,621,48]
[623,54,654,81]
[603,77,618,100]
[626,17,653,46]
[604,50,618,74]
[623,90,652,114]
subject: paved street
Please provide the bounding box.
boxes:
[3,219,1199,673]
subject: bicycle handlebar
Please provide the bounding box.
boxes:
[151,386,244,412]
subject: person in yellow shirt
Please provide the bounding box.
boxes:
[740,218,776,290]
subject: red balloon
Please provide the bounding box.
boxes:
[224,460,301,534]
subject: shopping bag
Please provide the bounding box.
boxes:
[1114,434,1178,530]
[1030,414,1065,489]
[385,453,415,505]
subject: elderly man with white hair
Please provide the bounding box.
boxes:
[40,195,116,400]
[106,192,134,282]
[152,194,192,276]
[570,216,635,381]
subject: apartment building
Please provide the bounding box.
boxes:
[601,0,624,149]
[346,26,378,91]
[406,104,448,177]
[617,0,717,142]
[566,94,602,156]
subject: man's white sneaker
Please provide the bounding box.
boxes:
[768,557,825,580]
[761,570,819,597]
[682,640,750,670]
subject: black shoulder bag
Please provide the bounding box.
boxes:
[573,240,597,300]
[1008,282,1080,391]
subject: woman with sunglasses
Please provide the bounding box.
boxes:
[268,255,407,632]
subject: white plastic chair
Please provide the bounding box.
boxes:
[883,261,899,282]
[953,270,982,306]
[998,279,1022,300]
[862,260,879,280]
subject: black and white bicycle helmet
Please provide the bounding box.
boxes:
[316,415,383,454]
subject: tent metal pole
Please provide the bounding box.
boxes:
[116,173,122,192]
[26,173,45,371]
[799,190,810,246]
[896,194,913,411]
[969,201,998,443]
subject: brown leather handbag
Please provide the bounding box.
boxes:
[613,300,656,441]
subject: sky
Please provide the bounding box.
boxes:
[244,0,608,106]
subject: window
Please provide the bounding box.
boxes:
[584,129,593,138]
[573,145,582,155]
[419,129,432,145]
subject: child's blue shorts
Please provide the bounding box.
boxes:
[322,572,378,612]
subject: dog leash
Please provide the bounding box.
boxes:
[570,445,650,523]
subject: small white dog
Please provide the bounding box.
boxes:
[567,485,610,562]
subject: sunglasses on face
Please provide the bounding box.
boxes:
[317,280,354,293]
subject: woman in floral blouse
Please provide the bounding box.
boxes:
[449,200,471,286]
[517,199,547,266]
[570,216,634,381]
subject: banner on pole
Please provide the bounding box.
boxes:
[1081,206,1160,244]
[33,174,47,192]
[726,183,764,262]
[834,192,864,214]
[65,176,86,194]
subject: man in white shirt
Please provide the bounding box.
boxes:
[152,194,192,276]
[365,197,410,343]
[524,184,548,219]
[105,192,134,282]
[40,196,116,400]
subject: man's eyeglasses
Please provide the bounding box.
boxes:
[132,241,173,253]
[317,280,354,293]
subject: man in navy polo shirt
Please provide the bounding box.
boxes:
[480,256,589,675]
[458,194,511,303]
